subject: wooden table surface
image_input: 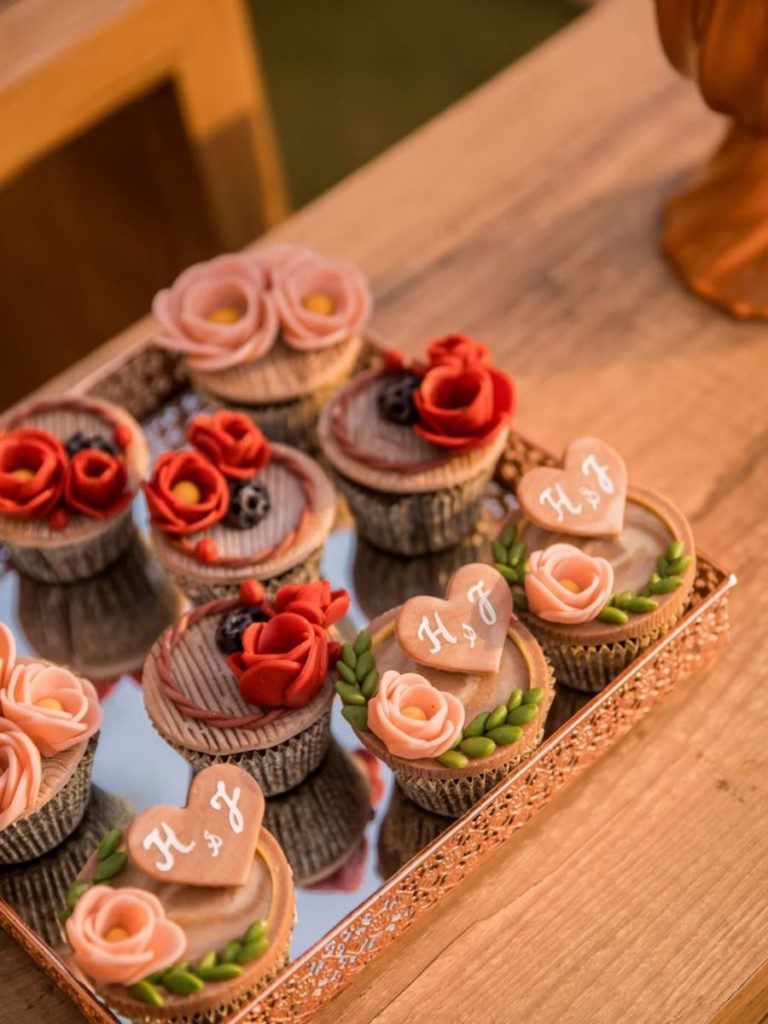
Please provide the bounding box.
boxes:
[3,0,768,1021]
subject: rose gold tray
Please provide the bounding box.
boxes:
[0,343,735,1023]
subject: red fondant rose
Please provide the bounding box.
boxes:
[426,333,490,369]
[64,450,130,519]
[142,450,228,536]
[270,580,350,628]
[413,362,515,452]
[187,411,271,480]
[228,612,332,709]
[0,428,67,520]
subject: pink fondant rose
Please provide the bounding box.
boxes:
[152,254,278,372]
[1,662,102,756]
[367,670,465,760]
[0,718,42,829]
[66,886,187,987]
[524,543,614,624]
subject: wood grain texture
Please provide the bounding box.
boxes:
[4,0,768,1021]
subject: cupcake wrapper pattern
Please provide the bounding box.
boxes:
[164,547,324,607]
[0,737,97,866]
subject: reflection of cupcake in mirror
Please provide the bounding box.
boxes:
[143,410,336,605]
[319,335,515,555]
[58,765,294,1022]
[0,624,102,864]
[0,395,148,583]
[151,244,372,450]
[543,684,592,738]
[143,578,350,796]
[262,740,371,888]
[16,533,180,684]
[490,437,697,692]
[377,783,447,881]
[335,564,554,817]
[0,787,132,947]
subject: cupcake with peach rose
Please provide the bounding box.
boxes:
[0,623,102,864]
[151,243,372,449]
[335,564,554,817]
[318,334,515,555]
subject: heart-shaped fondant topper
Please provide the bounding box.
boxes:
[395,564,512,674]
[126,764,264,888]
[517,437,627,537]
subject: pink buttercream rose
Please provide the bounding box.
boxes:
[367,670,465,760]
[0,718,42,829]
[66,886,187,987]
[1,661,102,756]
[524,543,614,624]
[152,254,279,372]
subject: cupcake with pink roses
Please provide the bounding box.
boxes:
[318,334,515,555]
[335,564,554,817]
[491,436,697,692]
[0,623,102,864]
[151,243,372,449]
[143,409,336,604]
[0,395,148,582]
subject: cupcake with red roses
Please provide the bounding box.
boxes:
[142,578,350,794]
[0,395,148,582]
[151,243,372,449]
[318,335,515,555]
[143,410,336,604]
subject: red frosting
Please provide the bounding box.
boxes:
[269,580,349,628]
[187,411,271,480]
[143,450,228,536]
[64,450,130,519]
[426,333,490,369]
[413,359,515,452]
[0,429,68,521]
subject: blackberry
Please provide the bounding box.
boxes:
[225,478,271,529]
[215,606,270,655]
[377,372,420,426]
[64,431,119,459]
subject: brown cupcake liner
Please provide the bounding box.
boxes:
[166,708,333,797]
[6,510,136,584]
[165,547,324,607]
[377,785,447,880]
[330,464,494,556]
[0,738,97,866]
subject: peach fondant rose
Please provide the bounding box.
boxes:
[66,886,187,987]
[524,543,614,624]
[0,718,42,829]
[1,662,101,756]
[152,254,278,372]
[368,670,465,760]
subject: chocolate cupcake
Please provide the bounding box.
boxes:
[0,624,102,864]
[151,243,371,450]
[0,395,148,582]
[492,436,697,692]
[336,564,554,817]
[143,410,336,604]
[143,579,350,796]
[59,765,294,1023]
[319,335,514,555]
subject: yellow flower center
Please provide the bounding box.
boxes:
[172,480,202,505]
[105,927,130,943]
[402,705,427,721]
[36,697,64,711]
[207,306,242,324]
[559,578,581,594]
[10,468,34,481]
[301,291,335,316]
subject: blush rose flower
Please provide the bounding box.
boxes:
[1,662,102,756]
[64,449,130,519]
[228,612,333,708]
[524,543,614,625]
[143,450,228,536]
[66,886,187,987]
[152,254,279,372]
[271,246,372,350]
[413,362,515,452]
[0,718,42,829]
[426,334,490,369]
[367,670,465,760]
[187,411,271,480]
[270,580,350,628]
[0,428,68,520]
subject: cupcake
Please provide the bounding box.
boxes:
[0,395,148,582]
[142,578,350,796]
[143,409,336,604]
[151,243,372,449]
[0,624,102,864]
[491,436,697,692]
[318,334,515,555]
[335,563,554,817]
[59,764,294,1023]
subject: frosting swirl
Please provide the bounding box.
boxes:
[524,543,614,624]
[1,662,102,756]
[0,718,42,829]
[367,670,465,760]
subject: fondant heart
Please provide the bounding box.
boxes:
[126,764,264,887]
[395,564,512,674]
[517,436,627,537]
